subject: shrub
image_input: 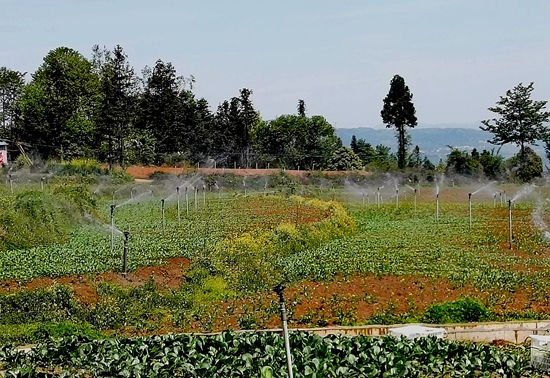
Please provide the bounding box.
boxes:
[422,297,490,324]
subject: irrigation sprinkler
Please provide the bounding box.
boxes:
[122,231,130,274]
[185,187,189,216]
[414,189,417,217]
[130,187,137,200]
[362,192,365,205]
[395,188,399,210]
[508,199,513,249]
[503,190,507,204]
[273,284,294,378]
[194,187,198,211]
[41,177,45,190]
[161,199,166,234]
[468,193,472,230]
[436,193,440,221]
[9,175,13,194]
[367,193,370,206]
[176,187,181,224]
[243,180,247,196]
[110,204,116,253]
[203,185,206,206]
[493,193,497,208]
[377,187,381,208]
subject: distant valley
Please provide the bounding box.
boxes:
[336,127,547,165]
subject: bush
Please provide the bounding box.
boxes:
[506,146,543,183]
[422,297,490,324]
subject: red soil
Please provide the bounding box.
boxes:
[0,257,190,304]
[125,166,370,180]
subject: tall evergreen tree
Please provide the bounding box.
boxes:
[138,60,183,155]
[0,67,26,138]
[297,99,306,117]
[350,135,358,153]
[481,82,550,157]
[14,47,99,159]
[95,45,137,167]
[381,75,418,169]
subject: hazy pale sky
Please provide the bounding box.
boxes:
[1,0,548,128]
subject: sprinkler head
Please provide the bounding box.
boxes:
[123,231,130,240]
[468,193,472,199]
[176,186,180,194]
[110,204,116,216]
[273,284,286,298]
[161,198,165,205]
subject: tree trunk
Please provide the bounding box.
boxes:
[398,126,406,169]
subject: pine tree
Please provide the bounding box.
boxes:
[381,75,417,169]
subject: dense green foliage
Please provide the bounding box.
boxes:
[0,332,536,377]
[381,75,418,169]
[481,82,550,156]
[507,146,543,183]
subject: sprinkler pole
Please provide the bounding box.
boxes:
[203,185,206,206]
[194,187,198,211]
[362,193,365,205]
[41,177,45,190]
[377,187,381,208]
[493,193,496,208]
[161,199,166,234]
[508,199,513,249]
[273,285,294,378]
[436,193,440,221]
[122,231,130,274]
[414,189,417,217]
[185,187,189,216]
[395,188,399,210]
[503,190,507,204]
[110,204,116,253]
[177,187,181,225]
[367,193,370,206]
[468,193,472,230]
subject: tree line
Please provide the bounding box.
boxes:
[0,45,349,170]
[1,45,549,181]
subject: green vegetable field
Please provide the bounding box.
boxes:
[2,174,550,376]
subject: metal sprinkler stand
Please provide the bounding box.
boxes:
[185,187,189,216]
[273,284,294,378]
[436,193,440,221]
[161,199,166,234]
[468,193,472,230]
[176,187,181,224]
[110,204,116,253]
[395,188,399,209]
[41,177,45,190]
[122,231,130,274]
[508,199,513,249]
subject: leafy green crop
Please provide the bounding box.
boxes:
[0,332,536,377]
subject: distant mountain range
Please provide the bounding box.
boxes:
[336,127,547,164]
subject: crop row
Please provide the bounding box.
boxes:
[0,331,536,377]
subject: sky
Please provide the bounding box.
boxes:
[1,0,548,129]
